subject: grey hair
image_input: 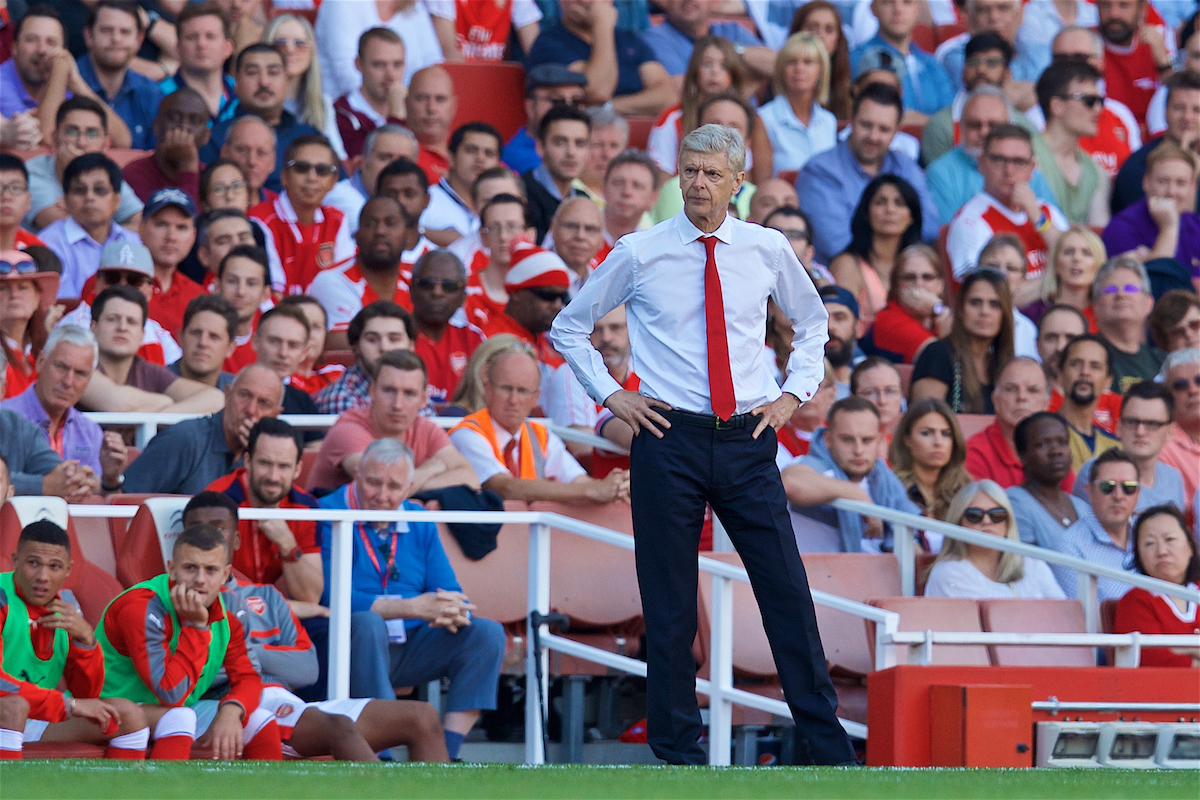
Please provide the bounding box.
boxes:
[1093,255,1151,297]
[1054,25,1104,57]
[1159,347,1200,381]
[363,123,417,161]
[412,248,467,282]
[678,123,746,175]
[963,83,1009,108]
[484,339,538,382]
[226,114,276,147]
[43,324,99,368]
[586,105,629,141]
[360,437,415,474]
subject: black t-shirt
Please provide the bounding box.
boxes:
[1107,342,1165,395]
[912,339,996,414]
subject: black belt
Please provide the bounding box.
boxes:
[663,409,757,429]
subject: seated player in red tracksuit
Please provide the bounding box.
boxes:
[95,524,282,761]
[183,491,449,762]
[0,520,149,760]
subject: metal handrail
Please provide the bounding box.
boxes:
[82,411,627,453]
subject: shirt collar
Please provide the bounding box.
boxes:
[676,210,734,246]
[276,191,325,224]
[347,88,386,126]
[532,163,563,201]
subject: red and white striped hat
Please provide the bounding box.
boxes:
[505,241,571,292]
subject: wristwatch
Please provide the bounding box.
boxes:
[281,545,304,563]
[101,474,125,493]
[933,303,947,316]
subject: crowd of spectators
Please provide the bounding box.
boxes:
[1,0,1199,762]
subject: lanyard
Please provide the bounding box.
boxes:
[349,485,398,591]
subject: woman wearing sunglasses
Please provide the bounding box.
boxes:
[263,14,348,161]
[1113,504,1200,667]
[0,250,59,399]
[925,479,1065,599]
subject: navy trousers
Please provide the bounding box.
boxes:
[629,410,856,765]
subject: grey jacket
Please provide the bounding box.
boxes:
[0,409,63,495]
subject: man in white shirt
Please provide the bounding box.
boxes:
[947,124,1068,280]
[421,122,502,238]
[549,123,855,766]
[448,342,629,504]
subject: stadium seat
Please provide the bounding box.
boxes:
[1099,598,1119,633]
[914,552,938,596]
[899,121,926,141]
[978,598,1094,666]
[319,350,356,367]
[434,500,529,625]
[443,62,527,142]
[626,116,655,151]
[297,450,320,490]
[805,554,902,677]
[911,24,936,53]
[935,22,967,44]
[956,414,994,440]
[777,169,798,186]
[866,597,991,666]
[529,501,642,675]
[0,497,123,626]
[113,496,190,588]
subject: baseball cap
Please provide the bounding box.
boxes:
[818,284,860,319]
[144,187,197,218]
[525,63,587,94]
[99,242,154,277]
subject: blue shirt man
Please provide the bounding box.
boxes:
[2,375,103,476]
[527,22,656,98]
[639,17,763,76]
[927,146,1059,226]
[76,54,163,150]
[851,34,954,116]
[314,452,505,761]
[797,140,940,263]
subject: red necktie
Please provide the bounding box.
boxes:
[503,438,518,475]
[701,236,736,421]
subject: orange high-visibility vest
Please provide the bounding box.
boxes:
[451,409,550,479]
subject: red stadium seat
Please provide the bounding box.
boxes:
[443,62,527,143]
[0,498,123,626]
[911,24,936,53]
[529,501,641,676]
[113,496,190,588]
[899,121,926,141]
[777,169,798,186]
[320,350,356,367]
[297,450,320,490]
[866,597,991,666]
[626,116,655,150]
[979,598,1094,667]
[956,414,994,440]
[935,23,967,45]
[435,500,530,625]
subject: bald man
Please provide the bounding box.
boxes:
[406,67,458,185]
[120,365,285,494]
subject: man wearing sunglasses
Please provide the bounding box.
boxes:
[409,250,482,406]
[249,135,354,295]
[946,124,1067,280]
[1092,256,1164,394]
[1072,380,1185,512]
[1031,60,1109,226]
[1052,447,1140,600]
[1158,348,1200,506]
[478,242,570,375]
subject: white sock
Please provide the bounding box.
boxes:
[0,728,24,751]
[153,708,196,740]
[242,707,274,744]
[108,727,150,750]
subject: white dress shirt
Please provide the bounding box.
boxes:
[421,179,478,238]
[549,212,828,416]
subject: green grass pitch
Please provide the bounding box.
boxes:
[2,762,1197,799]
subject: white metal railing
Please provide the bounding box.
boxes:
[68,502,876,765]
[65,502,1200,766]
[82,412,628,454]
